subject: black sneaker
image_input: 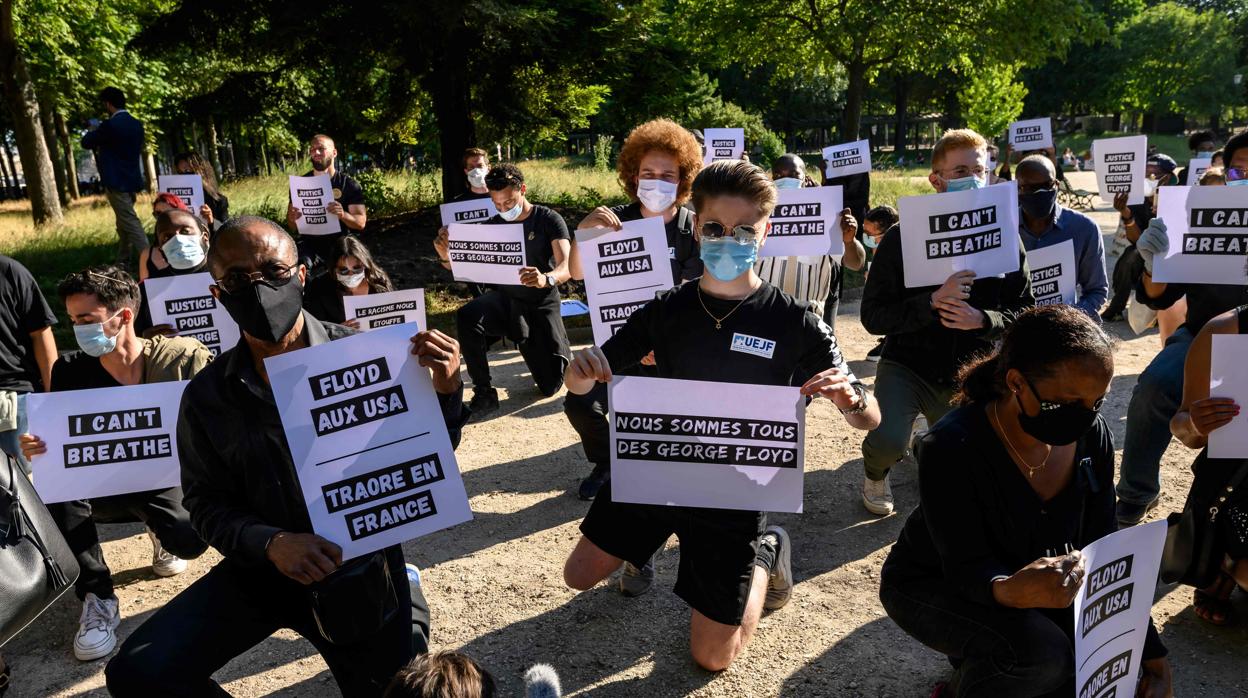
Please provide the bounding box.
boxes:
[760,525,793,610]
[468,388,499,421]
[1116,497,1160,528]
[866,340,883,363]
[578,462,610,500]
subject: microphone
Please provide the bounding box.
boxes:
[524,664,562,698]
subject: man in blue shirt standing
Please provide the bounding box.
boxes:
[81,87,147,268]
[1015,155,1108,321]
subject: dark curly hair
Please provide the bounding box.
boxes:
[57,265,141,312]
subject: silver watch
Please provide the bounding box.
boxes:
[546,273,558,288]
[839,382,870,415]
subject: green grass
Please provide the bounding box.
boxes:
[1053,131,1191,161]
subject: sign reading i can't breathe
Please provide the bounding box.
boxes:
[576,216,673,345]
[144,272,241,357]
[608,375,806,513]
[344,288,428,332]
[1025,239,1077,307]
[446,223,527,286]
[1008,118,1053,151]
[1093,135,1147,206]
[761,186,845,258]
[703,128,745,165]
[26,382,188,502]
[157,174,205,212]
[1152,185,1248,285]
[821,139,872,179]
[264,323,471,560]
[898,182,1021,288]
[439,198,499,227]
[288,174,340,236]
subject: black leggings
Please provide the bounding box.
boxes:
[456,290,570,396]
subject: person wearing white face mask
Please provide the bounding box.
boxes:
[19,266,210,662]
[434,149,495,277]
[133,209,212,338]
[303,236,396,326]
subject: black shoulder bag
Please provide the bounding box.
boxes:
[1160,459,1248,587]
[309,551,400,646]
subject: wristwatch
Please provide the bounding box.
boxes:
[546,273,558,288]
[839,382,870,416]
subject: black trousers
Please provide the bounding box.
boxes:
[456,290,570,396]
[1105,244,1144,316]
[563,363,660,471]
[106,547,428,698]
[46,487,207,600]
[879,580,1074,698]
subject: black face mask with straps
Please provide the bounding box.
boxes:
[1016,375,1104,446]
[218,275,305,343]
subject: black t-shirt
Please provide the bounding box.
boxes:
[608,202,702,284]
[50,350,120,391]
[0,255,57,393]
[302,170,365,236]
[485,204,570,304]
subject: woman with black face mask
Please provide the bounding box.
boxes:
[879,305,1173,698]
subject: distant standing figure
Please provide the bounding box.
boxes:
[81,87,147,268]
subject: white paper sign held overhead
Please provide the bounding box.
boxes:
[1008,118,1054,151]
[157,174,205,213]
[703,128,744,165]
[822,140,872,178]
[1093,135,1147,206]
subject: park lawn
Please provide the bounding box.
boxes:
[1054,131,1190,161]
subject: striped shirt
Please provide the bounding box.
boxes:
[754,255,836,315]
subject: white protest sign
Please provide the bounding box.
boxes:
[898,182,1021,288]
[1008,117,1053,151]
[1151,185,1248,285]
[439,198,498,227]
[289,174,339,236]
[344,289,427,332]
[761,186,845,258]
[157,174,205,212]
[1026,239,1077,307]
[144,272,240,357]
[609,376,805,513]
[576,217,673,345]
[1074,520,1166,698]
[703,128,744,165]
[1187,157,1213,185]
[27,382,187,503]
[1208,334,1248,458]
[264,323,472,560]
[446,223,527,286]
[822,140,872,178]
[1093,135,1147,206]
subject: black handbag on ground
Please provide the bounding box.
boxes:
[0,453,79,646]
[309,551,399,646]
[1160,459,1248,587]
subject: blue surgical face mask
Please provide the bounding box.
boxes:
[1228,178,1248,187]
[864,235,880,249]
[945,174,986,192]
[161,233,205,270]
[773,177,802,190]
[700,237,759,282]
[499,201,524,222]
[74,310,123,357]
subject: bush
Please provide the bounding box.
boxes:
[754,130,786,170]
[353,169,441,217]
[593,134,615,171]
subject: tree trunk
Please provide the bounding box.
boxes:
[0,1,62,225]
[206,115,223,180]
[0,143,11,193]
[55,111,79,199]
[1111,112,1122,132]
[37,93,67,205]
[892,73,910,157]
[841,61,868,142]
[142,146,157,193]
[422,45,477,198]
[261,129,271,175]
[2,140,17,195]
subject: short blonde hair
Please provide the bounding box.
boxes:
[931,128,988,172]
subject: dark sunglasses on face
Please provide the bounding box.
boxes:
[214,264,297,294]
[1226,167,1247,182]
[699,220,761,244]
[1025,376,1106,412]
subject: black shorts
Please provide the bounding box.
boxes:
[580,482,765,626]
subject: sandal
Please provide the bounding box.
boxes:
[1193,572,1237,626]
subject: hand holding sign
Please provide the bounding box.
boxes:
[567,346,613,390]
[578,206,624,231]
[410,329,462,394]
[993,551,1086,608]
[798,367,857,409]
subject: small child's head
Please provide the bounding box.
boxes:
[384,651,496,698]
[928,128,989,193]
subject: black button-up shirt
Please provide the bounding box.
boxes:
[178,312,466,566]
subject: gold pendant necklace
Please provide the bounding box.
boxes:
[993,402,1051,479]
[697,285,751,329]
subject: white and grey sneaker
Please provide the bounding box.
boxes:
[862,474,895,516]
[73,593,120,661]
[619,555,656,597]
[760,525,793,610]
[148,529,186,577]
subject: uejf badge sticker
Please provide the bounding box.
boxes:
[730,333,776,359]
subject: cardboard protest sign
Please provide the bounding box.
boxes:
[1074,520,1166,698]
[703,128,744,165]
[609,375,805,513]
[289,174,340,236]
[1208,334,1248,458]
[27,383,187,502]
[898,182,1021,288]
[1151,185,1248,285]
[144,272,240,357]
[1026,239,1077,307]
[344,289,427,332]
[1008,118,1053,151]
[157,174,205,212]
[1093,135,1147,206]
[446,223,527,286]
[576,217,673,345]
[761,186,845,258]
[264,323,472,559]
[1187,157,1213,185]
[821,140,871,179]
[439,198,498,227]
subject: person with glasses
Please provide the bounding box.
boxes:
[172,151,229,230]
[1015,154,1108,321]
[880,306,1172,698]
[561,160,879,672]
[303,236,396,326]
[105,216,468,696]
[859,128,1035,516]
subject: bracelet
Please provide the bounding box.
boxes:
[265,530,288,554]
[839,384,871,415]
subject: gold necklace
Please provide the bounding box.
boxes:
[993,401,1051,479]
[697,284,752,329]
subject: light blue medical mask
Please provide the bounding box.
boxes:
[73,310,123,357]
[161,233,206,270]
[773,177,802,190]
[945,175,986,192]
[864,235,879,249]
[700,238,759,282]
[499,201,524,222]
[1228,178,1248,187]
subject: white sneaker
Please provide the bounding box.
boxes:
[148,529,186,577]
[862,475,894,516]
[73,593,120,661]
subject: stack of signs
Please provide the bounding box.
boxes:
[1093,135,1147,206]
[703,128,744,165]
[264,324,472,559]
[1152,185,1248,285]
[609,376,805,513]
[157,174,205,212]
[821,140,871,179]
[1026,239,1077,307]
[27,383,187,502]
[344,289,428,331]
[1074,520,1167,698]
[144,272,240,357]
[1008,118,1054,151]
[575,217,673,345]
[898,183,1021,288]
[446,223,527,286]
[761,186,844,258]
[1186,157,1214,185]
[1208,334,1248,458]
[439,198,498,228]
[289,174,339,236]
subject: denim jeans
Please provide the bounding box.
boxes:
[0,392,29,474]
[1116,327,1193,507]
[861,360,955,481]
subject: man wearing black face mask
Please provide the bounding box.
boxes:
[1016,155,1108,321]
[105,216,469,697]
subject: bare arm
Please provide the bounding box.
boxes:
[1171,312,1240,449]
[28,327,56,392]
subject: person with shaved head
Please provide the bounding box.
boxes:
[287,134,368,271]
[106,216,468,697]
